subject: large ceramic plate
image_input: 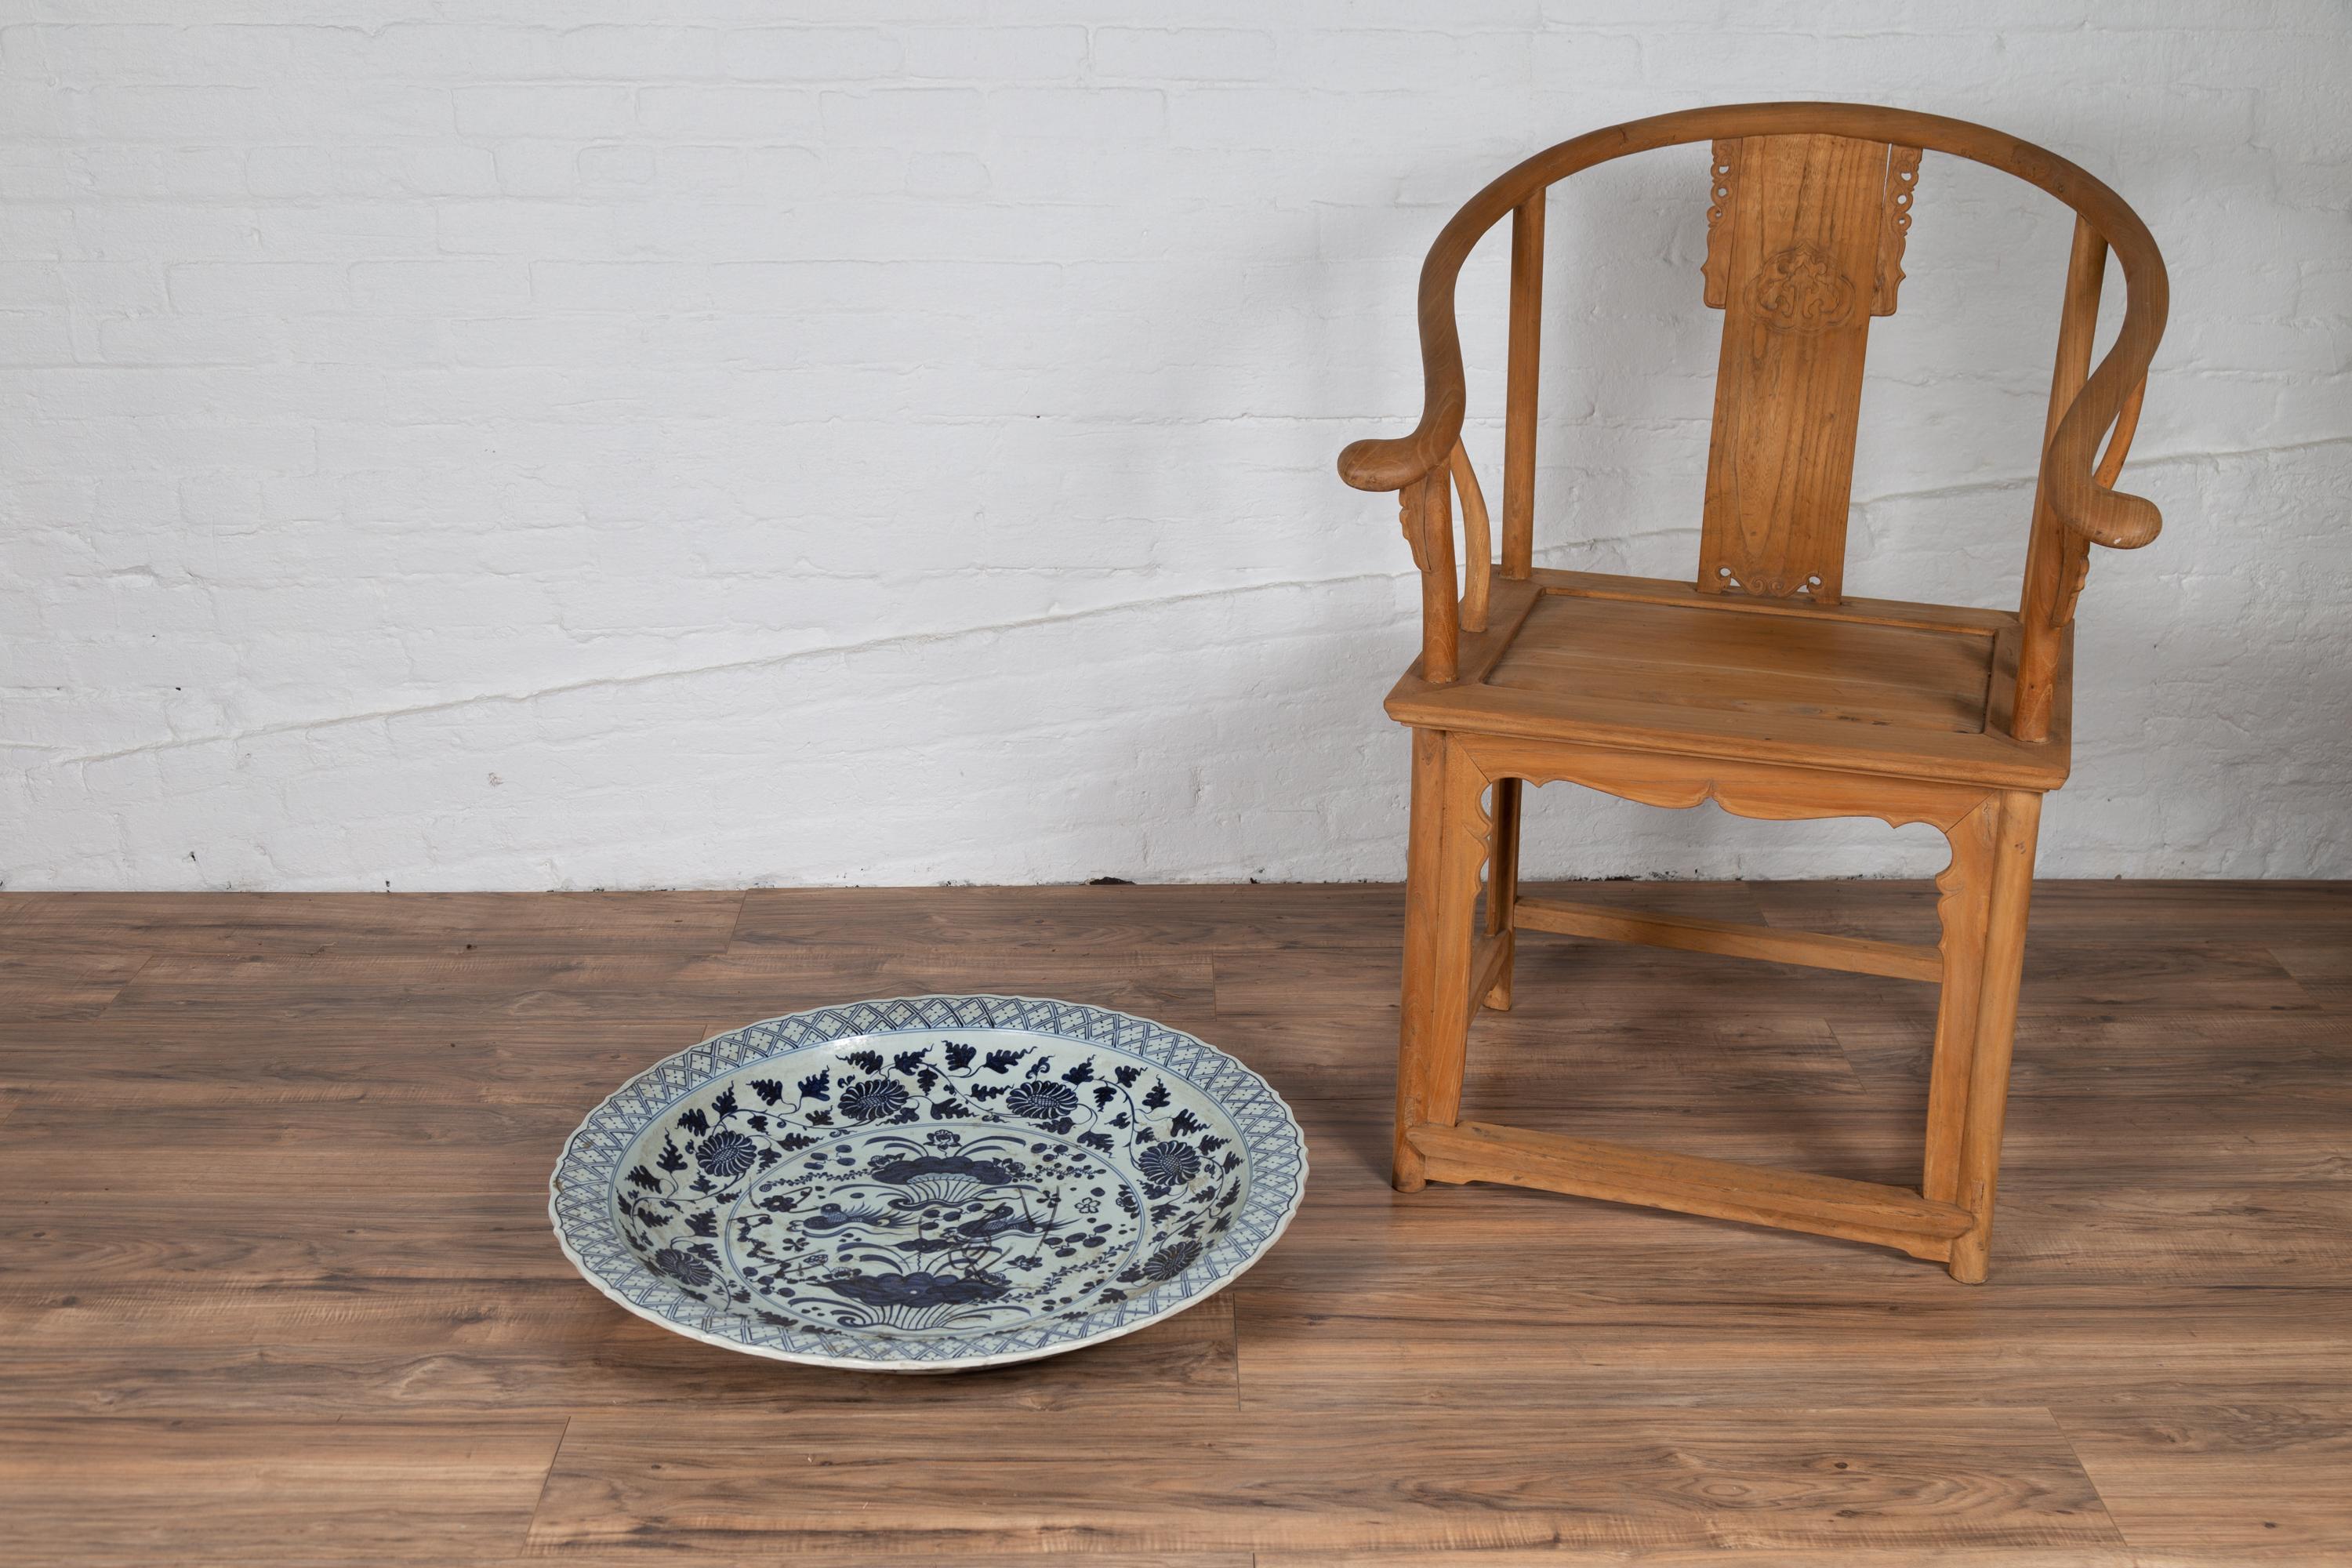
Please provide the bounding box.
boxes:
[550,994,1307,1372]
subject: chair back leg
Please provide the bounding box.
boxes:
[1483,777,1524,1011]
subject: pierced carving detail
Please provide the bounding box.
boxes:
[1713,563,1824,601]
[1701,138,1741,309]
[1874,144,1922,316]
[1399,478,1428,572]
[1748,242,1861,336]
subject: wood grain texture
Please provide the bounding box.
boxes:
[0,950,148,1020]
[0,889,746,955]
[1410,1119,1972,1257]
[1513,891,1942,982]
[1502,191,1544,580]
[0,1417,568,1565]
[1385,633,2071,791]
[730,881,1406,950]
[2057,1402,2352,1563]
[526,1404,2124,1557]
[1698,131,1896,604]
[2017,215,2115,741]
[1483,592,1997,733]
[2,883,2346,1562]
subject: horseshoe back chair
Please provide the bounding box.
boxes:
[1338,103,2165,1281]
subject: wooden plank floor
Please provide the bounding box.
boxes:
[2,880,2347,1566]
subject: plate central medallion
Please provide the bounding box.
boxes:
[728,1123,1146,1336]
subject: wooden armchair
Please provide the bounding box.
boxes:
[1338,103,2166,1281]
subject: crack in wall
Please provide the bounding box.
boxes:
[54,571,1404,769]
[33,434,2343,771]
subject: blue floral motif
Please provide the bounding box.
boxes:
[1139,1240,1203,1282]
[550,995,1307,1371]
[651,1247,715,1287]
[1006,1080,1080,1120]
[1135,1139,1200,1185]
[838,1077,911,1123]
[694,1129,758,1178]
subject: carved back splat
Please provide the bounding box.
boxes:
[1699,133,1922,604]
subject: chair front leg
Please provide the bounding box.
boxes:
[1946,789,2044,1283]
[1394,730,1491,1192]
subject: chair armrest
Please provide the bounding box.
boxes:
[1338,385,1465,494]
[2045,369,2160,549]
[2042,216,2168,551]
[1336,210,1490,495]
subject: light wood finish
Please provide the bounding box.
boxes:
[1340,103,2169,1281]
[1388,575,2071,792]
[1948,789,2044,1283]
[1393,727,1490,1189]
[1922,797,2000,1204]
[1698,131,1903,604]
[1501,191,1544,580]
[1410,468,1459,684]
[1483,775,1523,1010]
[1513,893,1941,982]
[3,884,2349,1561]
[1411,1119,1973,1256]
[2016,216,2149,742]
[1447,439,1492,633]
[1337,101,2165,546]
[1466,927,1511,1016]
[1484,593,1997,734]
[1873,143,1922,314]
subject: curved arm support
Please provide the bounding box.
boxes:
[2042,218,2168,550]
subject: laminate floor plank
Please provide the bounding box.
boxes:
[1220,1007,1878,1108]
[524,1404,2123,1558]
[2056,1401,2352,1564]
[1259,1553,2123,1567]
[1287,1102,2352,1287]
[1754,879,2352,943]
[76,947,1217,1033]
[0,950,149,1020]
[0,1280,1237,1419]
[731,881,1408,951]
[1830,1012,2352,1103]
[0,881,2341,1565]
[1230,1274,2352,1410]
[0,1017,730,1105]
[2269,942,2351,1011]
[0,889,748,956]
[0,1417,566,1566]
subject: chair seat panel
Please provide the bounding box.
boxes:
[1385,575,2071,791]
[1486,593,1996,735]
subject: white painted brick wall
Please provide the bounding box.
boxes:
[3,2,2347,891]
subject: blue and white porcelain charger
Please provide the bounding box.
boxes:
[550,994,1308,1372]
